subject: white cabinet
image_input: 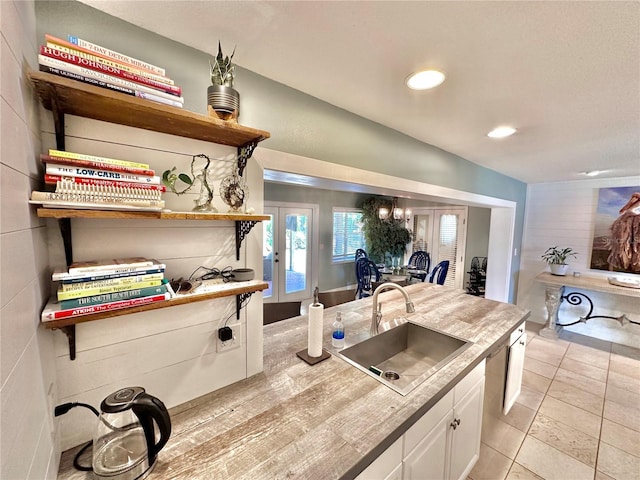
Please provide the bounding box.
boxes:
[358,360,486,480]
[448,376,484,480]
[504,322,526,414]
[404,360,485,480]
[355,437,403,480]
[403,410,450,480]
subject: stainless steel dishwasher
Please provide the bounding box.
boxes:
[484,321,527,416]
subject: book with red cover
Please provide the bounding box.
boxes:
[44,174,167,192]
[41,154,155,176]
[46,34,173,85]
[40,45,181,96]
[45,163,161,184]
[41,292,170,321]
[67,34,166,76]
[38,62,182,108]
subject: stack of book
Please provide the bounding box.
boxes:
[29,149,166,211]
[42,257,169,321]
[38,33,183,108]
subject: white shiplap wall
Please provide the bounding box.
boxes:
[517,177,640,348]
[39,114,266,450]
[1,1,59,478]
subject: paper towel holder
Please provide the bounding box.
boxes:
[296,348,331,365]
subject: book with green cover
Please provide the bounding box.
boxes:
[60,272,164,292]
[60,284,167,309]
[57,279,162,300]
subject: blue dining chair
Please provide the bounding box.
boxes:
[408,250,431,282]
[355,248,368,261]
[356,257,381,298]
[429,260,449,285]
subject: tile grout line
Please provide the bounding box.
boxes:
[591,344,611,480]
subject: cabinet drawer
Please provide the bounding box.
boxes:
[404,389,454,455]
[510,321,526,346]
[454,359,485,403]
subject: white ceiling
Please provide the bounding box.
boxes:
[80,1,640,184]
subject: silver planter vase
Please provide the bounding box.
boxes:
[207,85,240,121]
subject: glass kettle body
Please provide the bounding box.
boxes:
[92,387,171,480]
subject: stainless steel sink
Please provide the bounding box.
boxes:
[338,321,473,395]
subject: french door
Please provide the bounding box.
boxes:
[263,204,317,302]
[411,207,467,289]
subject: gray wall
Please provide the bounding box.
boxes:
[2,1,58,477]
[36,0,526,302]
[464,207,491,291]
[265,183,370,290]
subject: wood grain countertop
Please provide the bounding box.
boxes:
[57,283,530,480]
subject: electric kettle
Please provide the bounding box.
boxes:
[92,386,171,480]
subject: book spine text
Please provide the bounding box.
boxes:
[42,154,155,176]
[60,285,168,309]
[67,35,166,76]
[40,45,181,96]
[49,148,149,169]
[44,174,167,192]
[57,267,165,284]
[42,293,170,321]
[45,163,160,185]
[60,272,164,292]
[57,279,163,300]
[38,58,183,104]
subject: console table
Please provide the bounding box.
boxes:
[535,272,640,339]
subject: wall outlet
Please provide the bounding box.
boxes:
[216,322,242,353]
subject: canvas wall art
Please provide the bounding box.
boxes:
[590,186,640,273]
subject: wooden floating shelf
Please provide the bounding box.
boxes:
[42,280,268,330]
[43,280,268,360]
[36,208,270,221]
[28,69,270,147]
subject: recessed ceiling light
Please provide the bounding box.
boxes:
[583,171,601,177]
[406,70,446,90]
[487,126,517,138]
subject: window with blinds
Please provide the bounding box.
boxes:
[332,208,364,262]
[437,214,459,287]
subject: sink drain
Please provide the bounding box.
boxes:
[383,371,400,381]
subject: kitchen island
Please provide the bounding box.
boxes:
[57,282,529,479]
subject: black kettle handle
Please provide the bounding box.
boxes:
[132,393,172,465]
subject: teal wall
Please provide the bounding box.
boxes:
[36,1,526,302]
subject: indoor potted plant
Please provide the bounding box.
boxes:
[541,246,577,275]
[207,42,239,122]
[360,196,412,265]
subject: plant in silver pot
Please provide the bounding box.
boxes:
[541,246,577,276]
[207,42,239,122]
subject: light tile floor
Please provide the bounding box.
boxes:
[469,323,640,480]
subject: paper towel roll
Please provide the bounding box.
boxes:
[308,303,324,357]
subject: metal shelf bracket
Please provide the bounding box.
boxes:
[60,325,77,360]
[236,292,255,320]
[235,220,260,260]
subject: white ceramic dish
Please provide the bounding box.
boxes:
[607,276,640,289]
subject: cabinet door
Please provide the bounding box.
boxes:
[503,332,527,415]
[403,412,450,480]
[448,378,484,480]
[356,437,403,480]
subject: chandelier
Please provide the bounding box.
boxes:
[378,197,411,223]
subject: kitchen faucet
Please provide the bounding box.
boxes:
[370,282,416,336]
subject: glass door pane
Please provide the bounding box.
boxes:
[263,208,277,300]
[264,206,314,302]
[283,211,310,296]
